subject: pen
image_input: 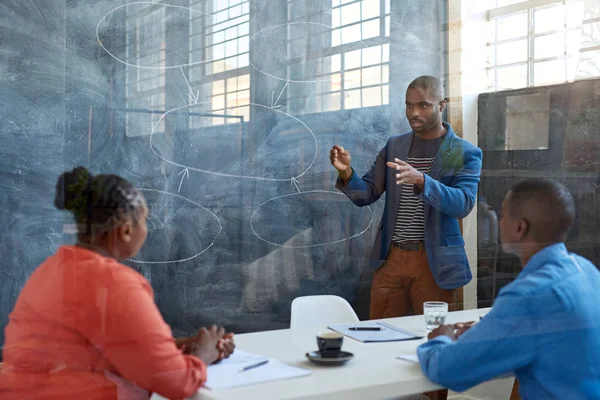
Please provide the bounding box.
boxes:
[238,359,269,373]
[349,327,382,331]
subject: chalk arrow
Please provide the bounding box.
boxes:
[178,168,190,193]
[291,177,300,193]
[180,66,199,104]
[272,80,289,109]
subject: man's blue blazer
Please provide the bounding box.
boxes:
[336,124,483,289]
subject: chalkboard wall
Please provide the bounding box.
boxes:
[0,0,447,345]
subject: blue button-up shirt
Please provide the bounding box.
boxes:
[417,243,600,399]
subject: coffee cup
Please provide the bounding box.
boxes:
[316,331,343,355]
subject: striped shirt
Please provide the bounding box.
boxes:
[392,135,445,243]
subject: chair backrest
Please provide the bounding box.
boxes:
[290,295,359,330]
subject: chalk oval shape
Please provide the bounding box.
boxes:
[97,2,210,70]
[250,190,373,248]
[249,22,335,83]
[130,188,222,264]
[149,103,318,182]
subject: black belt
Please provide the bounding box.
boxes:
[392,241,424,251]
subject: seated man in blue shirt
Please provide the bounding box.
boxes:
[417,178,600,400]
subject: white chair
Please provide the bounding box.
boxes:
[290,295,359,329]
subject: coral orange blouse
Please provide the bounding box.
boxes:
[1,246,206,400]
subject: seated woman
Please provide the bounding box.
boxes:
[1,167,234,400]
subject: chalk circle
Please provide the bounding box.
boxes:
[96,2,211,70]
[149,102,318,182]
[250,190,373,248]
[249,22,371,83]
[129,188,222,264]
[250,22,335,83]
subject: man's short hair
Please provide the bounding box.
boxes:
[407,75,445,101]
[508,178,575,243]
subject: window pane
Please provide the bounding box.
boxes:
[225,40,237,57]
[213,43,226,59]
[534,59,566,85]
[332,7,341,28]
[496,64,527,90]
[566,30,582,55]
[567,57,578,80]
[362,45,381,65]
[213,94,225,110]
[344,69,361,89]
[326,54,341,73]
[226,77,238,93]
[330,73,342,91]
[534,33,564,59]
[225,27,237,41]
[362,19,380,40]
[229,5,242,18]
[497,39,528,65]
[345,89,361,109]
[238,74,250,90]
[534,5,564,34]
[362,86,381,107]
[238,53,249,67]
[581,22,600,49]
[214,0,227,12]
[225,56,237,70]
[238,36,249,53]
[213,80,225,95]
[341,2,361,25]
[362,66,382,86]
[332,28,341,47]
[239,22,249,36]
[575,50,600,78]
[382,64,389,83]
[341,23,361,44]
[497,12,528,41]
[237,89,250,105]
[362,0,380,20]
[566,0,585,27]
[345,49,361,69]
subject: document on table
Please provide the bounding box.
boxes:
[205,349,311,390]
[328,321,423,343]
[396,354,420,364]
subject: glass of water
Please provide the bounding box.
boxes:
[424,301,448,331]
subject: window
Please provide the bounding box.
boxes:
[189,0,250,126]
[125,3,167,136]
[486,0,598,91]
[286,0,390,114]
[578,2,600,78]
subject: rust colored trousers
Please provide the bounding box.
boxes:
[370,245,455,319]
[369,245,455,400]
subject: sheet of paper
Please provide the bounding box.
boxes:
[216,349,267,366]
[328,321,422,343]
[205,351,311,391]
[396,354,419,364]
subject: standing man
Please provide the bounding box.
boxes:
[331,76,482,319]
[418,178,600,399]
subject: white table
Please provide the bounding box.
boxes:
[153,308,490,400]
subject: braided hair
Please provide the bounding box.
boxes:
[54,167,146,240]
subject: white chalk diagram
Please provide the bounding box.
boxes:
[129,188,223,264]
[98,3,374,259]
